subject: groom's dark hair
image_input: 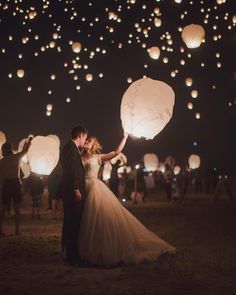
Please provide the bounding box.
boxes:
[71,126,88,140]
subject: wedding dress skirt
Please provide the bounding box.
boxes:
[78,156,176,267]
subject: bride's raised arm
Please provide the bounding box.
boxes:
[100,132,128,162]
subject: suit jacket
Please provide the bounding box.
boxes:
[60,140,86,201]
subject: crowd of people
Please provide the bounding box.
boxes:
[107,162,236,205]
[0,138,235,237]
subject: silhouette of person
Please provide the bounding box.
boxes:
[0,138,32,236]
[109,160,121,197]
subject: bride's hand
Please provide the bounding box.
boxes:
[123,131,128,139]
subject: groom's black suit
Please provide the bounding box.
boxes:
[60,140,86,264]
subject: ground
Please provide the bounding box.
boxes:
[0,191,235,295]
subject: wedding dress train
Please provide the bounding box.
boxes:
[78,155,176,267]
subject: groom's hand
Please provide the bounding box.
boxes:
[74,189,82,201]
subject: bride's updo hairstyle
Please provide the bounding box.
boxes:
[88,137,102,154]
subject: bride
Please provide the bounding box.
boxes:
[78,132,176,267]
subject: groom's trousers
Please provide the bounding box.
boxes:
[62,198,84,263]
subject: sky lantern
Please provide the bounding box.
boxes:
[86,73,93,81]
[28,11,37,19]
[148,46,160,60]
[120,78,175,139]
[110,152,127,165]
[187,102,193,109]
[46,104,53,111]
[191,90,198,98]
[102,162,112,180]
[0,131,6,155]
[195,112,201,119]
[173,166,181,175]
[188,154,200,169]
[185,77,193,86]
[163,57,168,63]
[72,42,81,53]
[158,162,165,173]
[181,24,205,48]
[127,77,133,83]
[47,134,60,147]
[28,136,60,175]
[154,18,162,27]
[17,69,25,78]
[143,153,159,171]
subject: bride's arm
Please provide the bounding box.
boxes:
[100,132,128,162]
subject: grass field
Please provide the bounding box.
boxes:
[0,191,235,295]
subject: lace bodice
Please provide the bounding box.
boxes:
[83,154,101,179]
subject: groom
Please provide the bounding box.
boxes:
[60,125,88,266]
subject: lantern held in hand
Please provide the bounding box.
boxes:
[120,78,175,139]
[28,136,59,175]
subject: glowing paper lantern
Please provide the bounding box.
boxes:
[117,165,131,174]
[47,134,60,147]
[86,74,93,81]
[158,162,165,173]
[148,46,160,60]
[110,152,127,165]
[154,18,162,27]
[120,78,175,139]
[72,42,81,53]
[187,102,193,109]
[143,153,159,171]
[0,131,6,155]
[188,154,200,169]
[195,112,201,119]
[46,104,53,111]
[17,69,25,78]
[185,77,193,87]
[28,11,37,19]
[191,90,198,98]
[28,136,60,175]
[102,162,112,180]
[173,166,181,175]
[181,24,205,48]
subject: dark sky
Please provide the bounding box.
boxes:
[0,0,235,172]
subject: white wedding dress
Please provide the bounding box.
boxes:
[78,155,176,267]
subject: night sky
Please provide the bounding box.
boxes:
[0,0,235,172]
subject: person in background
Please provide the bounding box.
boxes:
[0,137,32,236]
[47,162,62,213]
[136,162,146,202]
[109,160,121,197]
[163,163,173,202]
[175,168,187,204]
[28,172,44,219]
